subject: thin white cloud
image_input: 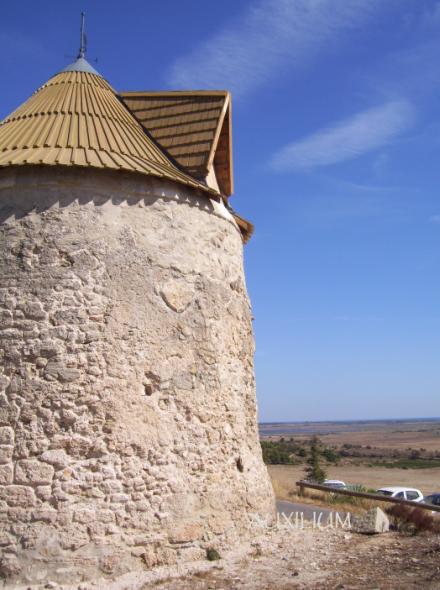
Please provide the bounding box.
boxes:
[270,100,415,171]
[429,214,440,223]
[295,193,387,225]
[322,175,399,194]
[166,0,383,97]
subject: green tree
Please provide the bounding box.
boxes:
[322,447,340,463]
[304,436,327,483]
[260,441,294,465]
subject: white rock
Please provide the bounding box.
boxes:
[351,507,390,534]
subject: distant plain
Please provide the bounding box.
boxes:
[260,418,440,498]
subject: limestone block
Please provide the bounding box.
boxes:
[35,486,52,501]
[74,509,96,524]
[110,493,130,503]
[39,341,62,358]
[141,545,158,568]
[168,522,203,544]
[8,508,32,523]
[40,449,69,469]
[97,509,115,523]
[0,486,37,507]
[31,509,58,523]
[0,531,14,546]
[208,514,232,535]
[59,525,89,550]
[0,404,19,426]
[0,464,13,485]
[15,460,54,485]
[59,409,78,425]
[44,362,81,383]
[160,280,194,313]
[100,479,122,493]
[0,427,14,445]
[0,446,13,464]
[0,375,10,392]
[22,301,46,320]
[173,371,194,390]
[351,507,390,534]
[0,554,21,577]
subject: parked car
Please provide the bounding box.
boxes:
[376,486,423,502]
[422,493,440,508]
[324,479,346,489]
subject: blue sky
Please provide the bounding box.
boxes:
[1,0,439,421]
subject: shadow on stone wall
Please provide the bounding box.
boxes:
[0,166,217,225]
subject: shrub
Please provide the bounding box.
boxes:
[322,447,340,463]
[206,548,221,561]
[260,440,295,465]
[386,504,440,535]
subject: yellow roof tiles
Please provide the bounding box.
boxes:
[0,70,216,195]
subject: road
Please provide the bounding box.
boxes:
[276,499,344,521]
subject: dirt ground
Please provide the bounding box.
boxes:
[142,528,440,590]
[268,464,440,498]
[25,515,440,590]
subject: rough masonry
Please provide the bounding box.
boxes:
[0,167,275,585]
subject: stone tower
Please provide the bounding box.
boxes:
[0,42,274,585]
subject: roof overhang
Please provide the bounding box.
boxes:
[119,90,234,197]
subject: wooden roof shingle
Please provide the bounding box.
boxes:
[120,90,233,196]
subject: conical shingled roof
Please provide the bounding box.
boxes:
[0,66,215,195]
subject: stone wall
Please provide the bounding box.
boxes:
[0,167,275,585]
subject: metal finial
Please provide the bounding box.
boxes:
[78,12,87,58]
[62,12,100,75]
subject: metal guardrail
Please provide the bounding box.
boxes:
[296,480,440,513]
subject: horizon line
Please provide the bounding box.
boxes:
[259,416,440,426]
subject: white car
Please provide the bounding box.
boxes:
[324,479,346,489]
[376,486,423,502]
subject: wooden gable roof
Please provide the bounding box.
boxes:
[119,90,233,197]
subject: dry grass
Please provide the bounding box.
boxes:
[268,464,440,498]
[269,471,381,514]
